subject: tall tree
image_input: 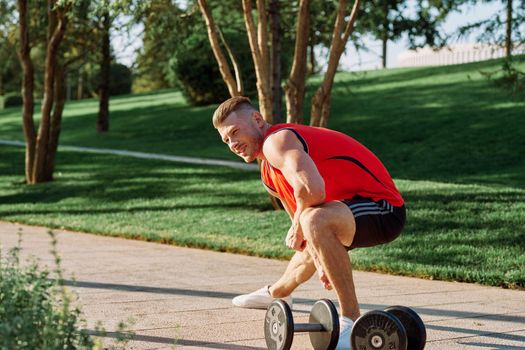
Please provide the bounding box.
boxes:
[133,0,184,92]
[505,0,513,59]
[283,0,309,124]
[198,0,243,97]
[358,0,408,69]
[309,0,360,127]
[17,0,71,183]
[199,0,361,128]
[457,0,524,62]
[0,0,18,95]
[97,1,111,132]
[269,0,283,123]
[356,1,455,69]
[241,0,274,123]
[93,0,138,132]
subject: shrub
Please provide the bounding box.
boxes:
[0,231,94,350]
[168,28,257,106]
[90,63,133,97]
[1,93,23,109]
[109,63,133,96]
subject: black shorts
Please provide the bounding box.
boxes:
[341,196,406,250]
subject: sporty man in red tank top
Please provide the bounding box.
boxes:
[213,97,406,349]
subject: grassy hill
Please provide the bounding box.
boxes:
[1,57,524,288]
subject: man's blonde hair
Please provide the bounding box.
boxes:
[212,96,254,128]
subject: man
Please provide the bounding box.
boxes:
[213,96,405,349]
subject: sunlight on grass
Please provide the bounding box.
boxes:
[1,146,523,288]
[1,57,524,288]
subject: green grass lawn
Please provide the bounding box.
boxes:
[1,57,524,288]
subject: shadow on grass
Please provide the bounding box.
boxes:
[0,146,270,210]
[3,64,524,187]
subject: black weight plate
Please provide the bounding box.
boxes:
[309,299,340,350]
[265,299,294,350]
[351,310,407,350]
[385,306,426,350]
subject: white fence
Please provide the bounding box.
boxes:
[397,43,525,67]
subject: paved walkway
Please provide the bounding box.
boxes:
[1,221,524,350]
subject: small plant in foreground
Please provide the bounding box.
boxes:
[0,230,94,349]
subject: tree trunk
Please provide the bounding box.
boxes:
[284,0,309,124]
[269,0,282,123]
[381,0,388,69]
[44,63,65,180]
[310,0,360,128]
[382,37,387,68]
[97,9,111,133]
[309,41,316,75]
[33,1,67,183]
[505,0,513,60]
[198,0,243,96]
[242,0,273,123]
[17,0,36,183]
[77,68,84,100]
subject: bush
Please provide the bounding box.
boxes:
[0,231,93,350]
[90,63,133,97]
[109,63,133,96]
[168,28,257,106]
[1,93,23,109]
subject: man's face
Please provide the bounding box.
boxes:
[217,111,264,163]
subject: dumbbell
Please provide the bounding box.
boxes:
[350,305,426,350]
[264,299,340,350]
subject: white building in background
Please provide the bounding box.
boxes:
[397,43,525,67]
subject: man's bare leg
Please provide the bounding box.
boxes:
[300,201,361,320]
[269,250,317,298]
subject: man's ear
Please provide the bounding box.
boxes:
[253,111,264,127]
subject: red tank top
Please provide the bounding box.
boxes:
[260,124,404,213]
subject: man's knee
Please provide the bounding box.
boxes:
[300,203,356,247]
[299,207,330,244]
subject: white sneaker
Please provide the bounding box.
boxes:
[232,285,293,309]
[335,317,353,350]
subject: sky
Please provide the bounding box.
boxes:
[112,1,503,71]
[339,1,503,70]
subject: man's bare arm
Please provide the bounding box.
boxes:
[263,130,325,250]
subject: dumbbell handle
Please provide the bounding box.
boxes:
[294,323,325,332]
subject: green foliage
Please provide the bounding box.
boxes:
[132,0,185,92]
[134,0,294,97]
[90,63,133,96]
[109,63,133,96]
[481,59,525,96]
[0,1,20,95]
[0,231,94,350]
[168,30,227,105]
[1,93,23,109]
[356,0,456,53]
[169,28,257,105]
[456,0,525,53]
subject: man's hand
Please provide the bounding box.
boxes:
[285,221,306,251]
[318,268,332,290]
[309,248,333,290]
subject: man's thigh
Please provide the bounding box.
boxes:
[341,197,406,250]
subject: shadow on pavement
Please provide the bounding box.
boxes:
[86,329,266,349]
[459,341,525,349]
[73,279,525,348]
